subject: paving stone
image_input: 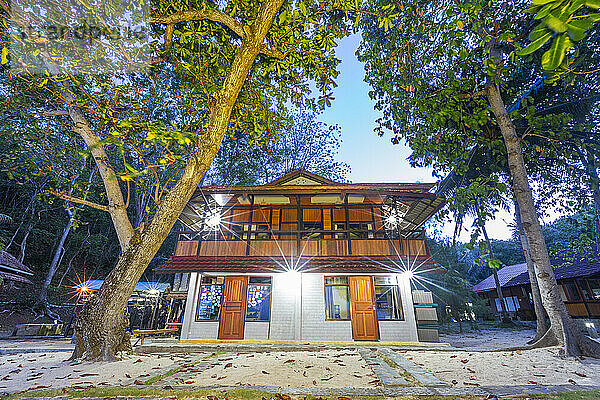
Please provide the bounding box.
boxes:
[380,386,434,396]
[378,348,449,387]
[357,348,407,386]
[329,387,383,396]
[281,387,332,395]
[433,386,490,396]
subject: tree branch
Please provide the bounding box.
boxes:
[49,189,109,212]
[151,9,246,38]
[150,9,286,60]
[260,46,285,60]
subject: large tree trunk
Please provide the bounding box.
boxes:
[72,0,286,361]
[486,83,600,357]
[514,198,548,341]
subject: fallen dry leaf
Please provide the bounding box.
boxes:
[134,380,144,385]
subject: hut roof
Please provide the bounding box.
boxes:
[472,259,600,293]
[0,251,34,275]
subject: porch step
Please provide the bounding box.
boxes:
[357,348,407,386]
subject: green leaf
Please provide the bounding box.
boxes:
[518,31,553,55]
[533,0,557,4]
[528,23,550,40]
[1,47,8,65]
[566,19,591,41]
[535,2,557,19]
[589,12,600,21]
[585,0,600,8]
[541,33,573,70]
[543,13,569,32]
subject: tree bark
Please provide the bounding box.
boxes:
[486,82,600,357]
[72,0,286,361]
[514,198,548,341]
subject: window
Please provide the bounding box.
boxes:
[303,221,323,239]
[349,223,374,239]
[374,276,403,320]
[334,223,374,239]
[495,296,520,312]
[246,276,271,321]
[334,223,346,239]
[196,276,224,320]
[254,224,271,240]
[562,281,582,301]
[325,276,350,320]
[588,279,600,300]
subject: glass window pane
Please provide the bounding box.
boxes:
[563,282,581,301]
[249,276,272,284]
[246,284,271,321]
[589,280,600,300]
[374,276,396,285]
[375,285,403,320]
[325,276,348,285]
[577,279,592,300]
[197,284,223,320]
[325,286,350,319]
[201,276,224,285]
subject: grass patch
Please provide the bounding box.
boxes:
[378,352,421,387]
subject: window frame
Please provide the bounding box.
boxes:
[245,276,272,322]
[324,276,351,321]
[373,275,404,321]
[195,276,225,322]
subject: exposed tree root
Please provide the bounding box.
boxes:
[576,334,600,358]
[497,327,559,352]
[526,321,549,345]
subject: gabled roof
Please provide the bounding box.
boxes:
[267,168,339,186]
[471,263,528,293]
[472,260,600,293]
[0,251,34,275]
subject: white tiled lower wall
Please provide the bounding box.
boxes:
[180,272,418,342]
[301,274,353,341]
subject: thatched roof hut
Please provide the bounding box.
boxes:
[0,251,33,285]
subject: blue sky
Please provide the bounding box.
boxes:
[317,34,517,241]
[316,35,433,184]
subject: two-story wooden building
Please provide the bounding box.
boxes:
[155,169,445,342]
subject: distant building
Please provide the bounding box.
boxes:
[0,251,33,287]
[155,169,446,342]
[472,261,600,334]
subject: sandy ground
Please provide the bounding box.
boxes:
[402,346,600,387]
[168,350,380,388]
[440,328,537,350]
[0,352,194,394]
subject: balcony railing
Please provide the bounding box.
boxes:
[173,228,428,258]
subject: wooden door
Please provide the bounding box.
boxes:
[348,276,379,341]
[218,276,248,339]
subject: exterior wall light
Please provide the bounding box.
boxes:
[203,209,222,230]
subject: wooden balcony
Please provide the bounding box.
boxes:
[174,231,428,258]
